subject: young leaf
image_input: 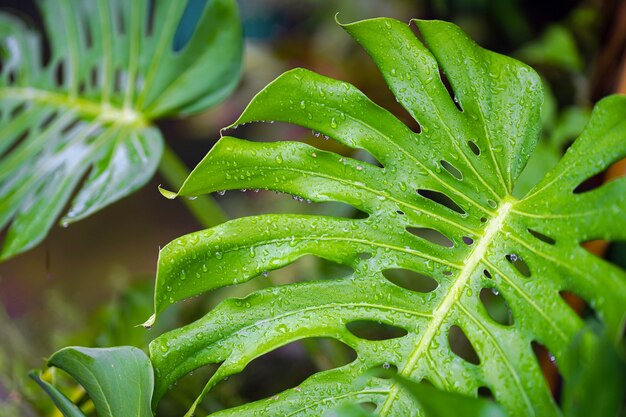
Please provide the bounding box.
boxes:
[35,346,154,417]
[149,18,626,416]
[0,0,242,260]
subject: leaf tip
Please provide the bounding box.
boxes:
[158,185,178,200]
[142,313,156,329]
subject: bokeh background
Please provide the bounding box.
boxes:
[1,0,625,415]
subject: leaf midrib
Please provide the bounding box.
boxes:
[378,197,515,416]
[0,86,148,127]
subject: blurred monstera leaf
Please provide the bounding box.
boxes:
[148,18,626,416]
[0,0,242,260]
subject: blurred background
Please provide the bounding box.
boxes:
[0,0,625,415]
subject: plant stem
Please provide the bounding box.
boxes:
[158,144,227,228]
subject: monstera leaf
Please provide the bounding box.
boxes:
[147,18,626,416]
[0,0,242,260]
[30,347,154,417]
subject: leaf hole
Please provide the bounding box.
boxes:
[477,386,494,399]
[396,210,405,216]
[371,362,398,378]
[89,67,99,88]
[350,148,383,169]
[559,290,593,319]
[480,288,514,325]
[505,253,531,277]
[114,69,125,92]
[416,189,466,215]
[145,0,156,36]
[483,269,492,279]
[480,217,487,223]
[440,160,463,180]
[357,252,372,260]
[438,67,463,112]
[406,227,453,248]
[462,236,474,246]
[468,140,481,156]
[448,325,480,365]
[60,118,82,135]
[39,111,57,131]
[383,268,438,293]
[573,169,607,194]
[443,270,452,276]
[487,199,497,208]
[54,60,66,86]
[528,228,556,245]
[9,103,26,119]
[214,338,356,406]
[357,402,377,412]
[80,16,93,49]
[531,341,562,404]
[346,320,408,341]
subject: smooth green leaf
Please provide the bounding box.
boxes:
[149,18,626,416]
[39,346,154,417]
[29,371,87,417]
[0,0,242,260]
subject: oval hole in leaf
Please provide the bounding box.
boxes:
[440,160,463,180]
[383,268,438,293]
[462,236,474,245]
[528,228,556,245]
[217,338,356,404]
[54,61,65,86]
[9,102,26,119]
[531,341,562,404]
[438,67,463,112]
[357,252,372,260]
[573,171,605,194]
[478,386,494,400]
[407,227,454,248]
[417,189,466,215]
[483,269,492,279]
[358,402,377,412]
[559,290,592,319]
[371,362,398,379]
[506,254,531,277]
[346,320,408,341]
[480,288,514,325]
[448,325,480,365]
[468,140,481,155]
[205,255,354,309]
[145,0,156,36]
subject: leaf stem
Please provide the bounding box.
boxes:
[158,144,228,228]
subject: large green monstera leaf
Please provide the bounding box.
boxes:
[148,18,626,416]
[0,0,242,260]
